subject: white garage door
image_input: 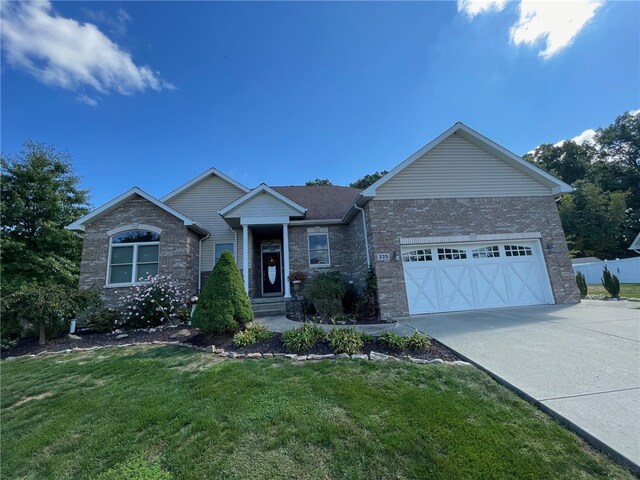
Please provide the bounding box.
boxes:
[402,241,553,315]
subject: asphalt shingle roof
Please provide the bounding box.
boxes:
[271,185,362,220]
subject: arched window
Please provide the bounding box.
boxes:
[108,230,160,285]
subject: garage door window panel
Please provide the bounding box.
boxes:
[437,248,467,260]
[504,245,533,257]
[472,246,500,258]
[402,249,432,263]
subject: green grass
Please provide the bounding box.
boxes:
[586,283,640,299]
[1,346,633,479]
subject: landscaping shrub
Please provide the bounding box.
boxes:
[326,327,368,355]
[304,271,347,318]
[379,331,407,351]
[406,332,431,351]
[75,288,119,333]
[342,282,359,315]
[1,283,78,345]
[575,271,588,298]
[601,266,621,299]
[232,323,273,347]
[192,251,253,333]
[357,267,379,319]
[282,323,324,353]
[120,275,188,328]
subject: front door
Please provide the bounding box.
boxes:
[261,242,283,296]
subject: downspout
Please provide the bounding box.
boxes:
[354,203,371,268]
[198,233,210,291]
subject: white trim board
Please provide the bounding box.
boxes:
[66,187,209,236]
[161,167,249,202]
[361,122,573,198]
[400,232,542,246]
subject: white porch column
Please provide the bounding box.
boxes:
[242,223,249,294]
[283,223,291,298]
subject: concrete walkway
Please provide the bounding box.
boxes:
[403,301,639,469]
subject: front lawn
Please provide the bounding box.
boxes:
[1,346,633,479]
[587,283,640,299]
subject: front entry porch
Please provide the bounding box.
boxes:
[241,218,291,300]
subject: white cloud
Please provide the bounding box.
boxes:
[0,1,174,97]
[457,0,508,17]
[553,128,596,146]
[76,94,99,107]
[460,0,604,59]
[510,0,604,59]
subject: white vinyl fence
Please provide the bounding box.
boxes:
[572,257,640,284]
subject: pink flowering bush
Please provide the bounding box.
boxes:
[119,275,189,328]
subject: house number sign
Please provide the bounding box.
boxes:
[377,253,391,262]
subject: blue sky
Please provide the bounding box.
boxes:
[2,1,639,207]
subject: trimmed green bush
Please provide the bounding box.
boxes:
[192,251,253,333]
[326,327,369,355]
[379,331,407,351]
[406,332,431,351]
[357,267,379,319]
[601,266,621,299]
[282,323,324,353]
[575,271,588,298]
[304,272,346,318]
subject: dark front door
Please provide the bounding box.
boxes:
[262,251,282,295]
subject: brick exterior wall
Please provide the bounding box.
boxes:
[79,195,201,306]
[366,196,580,319]
[287,219,368,291]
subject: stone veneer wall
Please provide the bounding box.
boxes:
[366,196,580,319]
[79,195,201,306]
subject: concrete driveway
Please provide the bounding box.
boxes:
[403,300,640,469]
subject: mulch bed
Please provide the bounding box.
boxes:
[184,331,459,361]
[1,324,195,359]
[3,324,459,362]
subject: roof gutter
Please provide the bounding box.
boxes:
[198,233,210,291]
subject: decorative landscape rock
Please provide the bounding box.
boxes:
[170,329,192,339]
[114,334,129,340]
[429,359,444,364]
[247,353,262,359]
[369,352,388,361]
[263,353,273,358]
[409,357,429,364]
[294,355,307,362]
[308,354,324,361]
[336,353,350,359]
[352,354,368,360]
[322,354,336,359]
[67,334,82,341]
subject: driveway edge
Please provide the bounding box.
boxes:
[438,342,640,475]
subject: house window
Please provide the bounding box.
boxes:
[308,233,330,267]
[108,230,160,285]
[215,243,234,263]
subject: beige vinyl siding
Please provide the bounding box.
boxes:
[225,192,302,218]
[375,133,553,200]
[165,174,246,271]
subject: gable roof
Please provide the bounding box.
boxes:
[272,186,362,220]
[218,184,307,217]
[630,232,640,251]
[361,122,574,198]
[67,187,209,235]
[161,167,249,202]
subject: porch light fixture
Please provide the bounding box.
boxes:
[546,242,555,252]
[392,250,399,261]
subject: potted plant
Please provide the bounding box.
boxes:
[288,271,307,294]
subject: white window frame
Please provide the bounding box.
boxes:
[106,233,160,287]
[214,242,236,265]
[308,232,331,268]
